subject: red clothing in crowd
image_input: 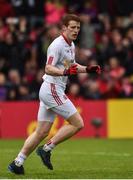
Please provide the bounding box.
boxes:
[0,0,14,18]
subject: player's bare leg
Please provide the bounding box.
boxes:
[20,121,52,156]
[8,121,52,174]
[50,112,84,145]
[36,112,84,170]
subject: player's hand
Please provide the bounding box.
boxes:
[86,65,101,74]
[63,64,78,76]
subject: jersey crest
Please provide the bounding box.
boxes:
[63,59,75,68]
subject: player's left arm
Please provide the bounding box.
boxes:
[63,63,101,76]
[77,63,101,74]
[76,63,87,73]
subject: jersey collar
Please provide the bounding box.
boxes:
[61,33,72,46]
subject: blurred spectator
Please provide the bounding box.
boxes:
[79,14,95,49]
[23,59,37,84]
[108,57,125,80]
[4,32,21,70]
[97,28,129,66]
[67,0,82,14]
[44,0,66,26]
[76,48,92,65]
[7,86,18,101]
[18,83,31,101]
[77,73,89,86]
[101,78,121,99]
[67,83,80,99]
[80,0,98,19]
[113,16,126,34]
[119,76,133,98]
[0,18,8,40]
[42,25,60,56]
[11,0,24,17]
[96,33,110,65]
[8,69,21,87]
[29,69,44,100]
[11,0,36,17]
[0,0,14,18]
[98,14,111,34]
[83,79,102,99]
[0,57,9,75]
[18,16,27,33]
[100,56,125,99]
[0,72,7,100]
[126,27,133,43]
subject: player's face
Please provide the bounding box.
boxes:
[65,20,80,41]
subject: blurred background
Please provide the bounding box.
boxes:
[0,0,133,139]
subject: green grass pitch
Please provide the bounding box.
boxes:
[0,139,133,179]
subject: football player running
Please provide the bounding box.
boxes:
[8,14,101,174]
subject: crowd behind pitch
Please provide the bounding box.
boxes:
[0,0,133,101]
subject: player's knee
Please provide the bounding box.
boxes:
[77,122,84,131]
[67,113,84,131]
[76,120,84,131]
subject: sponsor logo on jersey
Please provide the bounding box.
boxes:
[63,59,75,68]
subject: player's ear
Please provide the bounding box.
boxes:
[62,25,67,31]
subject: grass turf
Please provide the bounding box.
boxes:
[0,139,133,179]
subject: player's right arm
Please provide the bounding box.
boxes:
[45,64,64,76]
[45,44,64,76]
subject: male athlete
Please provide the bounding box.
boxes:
[8,14,101,174]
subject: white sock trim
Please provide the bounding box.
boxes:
[15,152,27,166]
[43,142,55,152]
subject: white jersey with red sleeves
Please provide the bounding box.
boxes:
[42,34,76,88]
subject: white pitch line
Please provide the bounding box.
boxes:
[93,152,131,157]
[0,149,131,157]
[54,151,131,157]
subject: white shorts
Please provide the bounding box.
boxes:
[37,81,77,122]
